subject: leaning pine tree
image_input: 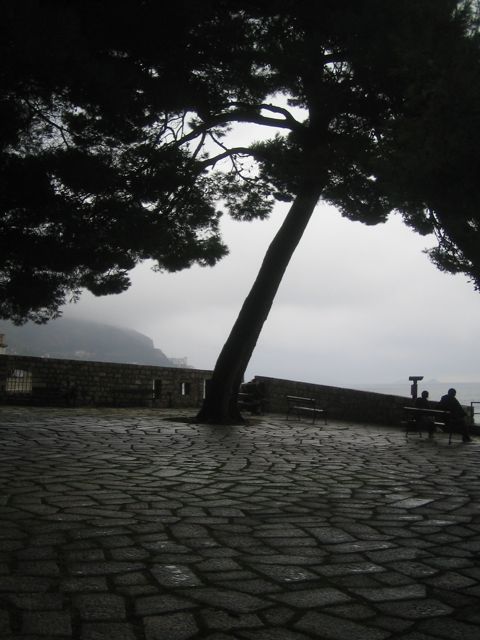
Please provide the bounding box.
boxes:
[195,0,480,422]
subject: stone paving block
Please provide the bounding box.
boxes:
[25,531,71,552]
[71,527,130,540]
[253,526,308,539]
[17,561,60,577]
[208,507,245,518]
[0,539,27,552]
[60,576,108,592]
[334,574,385,589]
[238,629,312,639]
[21,610,72,636]
[342,583,427,602]
[69,561,145,575]
[74,593,127,621]
[95,535,134,549]
[252,564,319,583]
[109,547,150,561]
[374,571,415,586]
[372,615,415,632]
[425,571,477,589]
[316,561,384,576]
[0,576,53,592]
[324,540,395,554]
[143,611,199,640]
[200,607,263,631]
[64,549,106,562]
[271,587,351,608]
[150,564,202,587]
[294,611,390,640]
[179,587,268,613]
[338,523,387,540]
[170,523,209,538]
[260,606,295,626]
[150,553,203,565]
[377,598,453,619]
[63,540,101,552]
[417,618,480,640]
[6,593,64,610]
[16,546,57,560]
[209,568,261,584]
[113,571,150,586]
[80,622,137,640]
[426,555,473,569]
[326,603,376,621]
[135,594,196,616]
[366,548,421,562]
[243,554,323,566]
[392,633,440,640]
[195,558,242,571]
[0,609,12,636]
[140,540,190,553]
[268,537,317,548]
[388,561,439,578]
[428,589,477,608]
[215,578,281,595]
[306,526,356,543]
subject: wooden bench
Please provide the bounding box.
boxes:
[286,395,326,425]
[402,406,454,444]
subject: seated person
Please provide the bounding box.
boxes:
[414,390,435,438]
[439,388,471,443]
[238,380,264,414]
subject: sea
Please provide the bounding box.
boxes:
[348,381,480,421]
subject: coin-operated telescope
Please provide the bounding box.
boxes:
[408,376,423,401]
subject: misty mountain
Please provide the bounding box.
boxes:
[0,318,175,366]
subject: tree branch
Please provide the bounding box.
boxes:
[198,146,265,169]
[229,101,304,129]
[23,97,71,148]
[174,104,303,150]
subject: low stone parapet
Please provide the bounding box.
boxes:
[0,354,211,409]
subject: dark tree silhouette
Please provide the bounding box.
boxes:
[0,0,240,322]
[2,1,480,423]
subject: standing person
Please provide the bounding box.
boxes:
[439,388,471,443]
[415,390,435,438]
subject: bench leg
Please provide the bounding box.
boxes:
[405,427,422,439]
[312,412,327,426]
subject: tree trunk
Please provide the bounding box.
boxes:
[195,185,322,424]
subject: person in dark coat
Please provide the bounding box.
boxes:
[439,388,471,442]
[415,390,435,438]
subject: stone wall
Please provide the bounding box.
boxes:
[0,356,473,428]
[253,375,418,425]
[0,355,211,408]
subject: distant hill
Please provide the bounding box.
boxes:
[0,318,175,367]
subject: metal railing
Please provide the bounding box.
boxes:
[470,401,480,423]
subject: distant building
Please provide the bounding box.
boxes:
[170,357,191,368]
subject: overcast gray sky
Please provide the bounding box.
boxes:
[64,199,480,388]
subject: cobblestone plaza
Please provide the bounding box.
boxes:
[1,407,480,639]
